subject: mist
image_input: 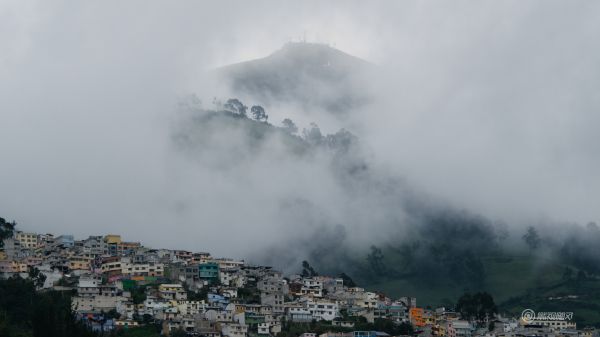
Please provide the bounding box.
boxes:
[1,1,600,271]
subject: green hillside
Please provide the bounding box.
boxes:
[360,253,600,327]
[179,104,600,327]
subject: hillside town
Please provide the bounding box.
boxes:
[0,229,595,337]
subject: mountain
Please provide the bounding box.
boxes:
[215,42,375,113]
[172,104,600,327]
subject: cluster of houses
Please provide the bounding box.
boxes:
[0,230,597,337]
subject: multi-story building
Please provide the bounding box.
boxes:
[81,236,104,256]
[305,299,339,321]
[69,255,93,271]
[410,307,426,327]
[0,260,28,273]
[220,322,248,337]
[15,232,38,249]
[525,320,576,331]
[122,262,164,277]
[200,262,220,284]
[214,258,245,270]
[448,320,473,337]
[159,284,187,300]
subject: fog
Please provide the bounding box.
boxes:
[1,1,599,266]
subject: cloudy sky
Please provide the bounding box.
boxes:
[1,1,599,258]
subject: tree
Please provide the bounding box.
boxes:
[338,272,357,287]
[562,267,573,281]
[455,292,497,327]
[106,308,120,319]
[0,276,97,337]
[325,128,357,153]
[522,226,541,251]
[301,261,318,277]
[251,105,268,122]
[366,245,386,275]
[0,217,16,248]
[28,266,47,288]
[131,285,147,305]
[281,118,298,134]
[223,98,248,117]
[303,123,323,144]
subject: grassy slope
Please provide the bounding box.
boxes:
[360,254,600,326]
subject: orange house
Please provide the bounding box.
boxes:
[410,307,426,327]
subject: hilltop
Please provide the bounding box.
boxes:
[215,42,375,113]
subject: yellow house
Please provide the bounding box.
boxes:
[432,324,447,336]
[104,235,122,244]
[0,260,28,273]
[159,284,184,292]
[69,256,92,270]
[15,232,39,249]
[115,320,139,328]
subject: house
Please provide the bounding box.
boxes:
[54,235,75,248]
[333,321,356,328]
[200,262,220,284]
[159,284,187,300]
[448,320,473,337]
[208,293,230,307]
[214,258,245,270]
[15,231,38,249]
[205,309,233,322]
[523,319,576,331]
[0,260,28,274]
[81,236,104,256]
[319,333,352,337]
[174,300,206,315]
[258,322,282,335]
[162,316,195,336]
[191,252,212,264]
[305,299,339,321]
[323,277,345,295]
[194,318,222,337]
[175,250,193,262]
[220,322,248,337]
[410,307,426,327]
[353,332,390,337]
[432,323,447,336]
[287,303,313,322]
[300,278,323,297]
[116,300,136,319]
[122,262,164,277]
[72,294,125,313]
[141,296,171,317]
[374,301,408,322]
[68,255,93,271]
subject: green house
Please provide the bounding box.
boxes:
[199,262,219,284]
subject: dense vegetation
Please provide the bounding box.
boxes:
[0,276,96,337]
[0,217,16,248]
